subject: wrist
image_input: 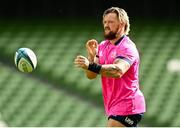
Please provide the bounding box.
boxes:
[88,62,102,74]
[88,56,94,63]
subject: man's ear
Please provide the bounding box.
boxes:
[117,22,125,35]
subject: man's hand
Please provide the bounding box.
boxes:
[74,55,90,70]
[86,39,98,62]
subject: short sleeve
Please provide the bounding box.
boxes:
[116,42,138,66]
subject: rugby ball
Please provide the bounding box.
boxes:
[14,48,37,73]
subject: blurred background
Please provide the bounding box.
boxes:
[0,0,180,127]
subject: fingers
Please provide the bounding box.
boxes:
[86,39,98,58]
[74,55,88,69]
[74,56,84,65]
[74,58,85,64]
[75,56,86,64]
[86,39,98,48]
[76,55,86,59]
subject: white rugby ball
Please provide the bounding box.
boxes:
[14,48,37,73]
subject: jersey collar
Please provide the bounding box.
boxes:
[114,35,125,46]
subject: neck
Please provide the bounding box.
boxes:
[109,34,125,44]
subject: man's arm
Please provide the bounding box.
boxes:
[84,57,99,79]
[84,39,99,79]
[100,58,130,78]
[74,55,131,79]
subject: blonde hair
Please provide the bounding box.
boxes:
[103,7,130,35]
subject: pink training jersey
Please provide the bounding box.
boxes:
[97,35,146,116]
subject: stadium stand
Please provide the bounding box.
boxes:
[0,20,180,126]
[0,63,106,127]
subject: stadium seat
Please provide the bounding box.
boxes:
[0,20,180,126]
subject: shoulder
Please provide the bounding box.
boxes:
[99,40,108,46]
[121,36,138,53]
[121,36,136,48]
[117,36,139,59]
[98,40,108,49]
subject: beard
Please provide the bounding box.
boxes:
[104,27,119,40]
[104,31,117,40]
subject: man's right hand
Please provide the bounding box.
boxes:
[86,39,98,62]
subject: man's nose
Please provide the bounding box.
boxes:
[104,22,109,27]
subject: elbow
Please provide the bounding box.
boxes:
[86,74,97,79]
[87,76,96,79]
[84,70,97,79]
